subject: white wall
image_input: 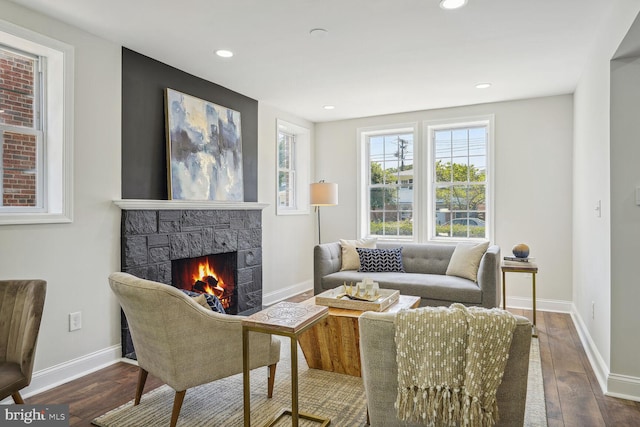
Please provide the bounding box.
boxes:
[0,0,123,392]
[315,95,574,308]
[258,103,317,304]
[573,0,640,400]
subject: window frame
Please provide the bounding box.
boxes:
[0,18,74,225]
[423,115,494,243]
[275,119,310,216]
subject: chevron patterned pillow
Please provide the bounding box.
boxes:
[356,247,405,272]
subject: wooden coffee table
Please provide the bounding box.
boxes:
[298,294,420,377]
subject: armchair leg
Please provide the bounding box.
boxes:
[170,390,186,427]
[267,363,277,398]
[134,368,148,405]
[11,391,24,404]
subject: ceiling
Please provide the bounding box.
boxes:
[8,0,610,122]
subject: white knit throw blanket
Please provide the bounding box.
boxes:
[394,304,517,426]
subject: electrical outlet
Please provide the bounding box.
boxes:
[69,312,82,331]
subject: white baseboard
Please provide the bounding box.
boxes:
[570,307,610,392]
[0,345,122,404]
[505,296,573,313]
[570,304,640,402]
[607,374,640,402]
[262,279,313,306]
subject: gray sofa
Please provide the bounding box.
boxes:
[359,311,532,426]
[314,242,501,308]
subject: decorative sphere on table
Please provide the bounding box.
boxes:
[512,243,530,258]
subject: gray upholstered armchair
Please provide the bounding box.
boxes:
[108,272,281,427]
[0,279,47,404]
[359,311,532,426]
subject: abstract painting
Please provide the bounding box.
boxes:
[165,88,243,201]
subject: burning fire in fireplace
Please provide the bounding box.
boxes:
[172,253,236,312]
[191,260,232,308]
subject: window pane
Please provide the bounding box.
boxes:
[434,131,451,160]
[450,185,468,210]
[370,187,385,211]
[278,138,289,169]
[1,130,37,207]
[0,50,36,129]
[452,157,469,182]
[468,184,486,210]
[370,161,385,185]
[383,188,397,210]
[435,185,451,211]
[469,156,486,181]
[435,160,452,182]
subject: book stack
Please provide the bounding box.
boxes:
[503,256,536,266]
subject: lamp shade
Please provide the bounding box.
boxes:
[310,182,338,206]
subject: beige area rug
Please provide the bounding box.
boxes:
[94,338,546,426]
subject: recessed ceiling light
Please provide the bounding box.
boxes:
[475,82,491,89]
[440,0,468,10]
[215,49,234,58]
[323,105,335,110]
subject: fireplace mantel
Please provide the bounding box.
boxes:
[113,199,269,211]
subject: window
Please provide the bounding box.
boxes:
[359,125,416,239]
[276,119,309,215]
[427,117,493,241]
[0,20,73,225]
[278,130,296,209]
[0,46,42,209]
[358,117,493,242]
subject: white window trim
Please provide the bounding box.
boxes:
[276,119,310,215]
[0,19,74,225]
[357,122,419,241]
[422,115,495,243]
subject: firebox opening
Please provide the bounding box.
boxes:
[172,253,237,314]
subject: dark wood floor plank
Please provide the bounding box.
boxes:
[538,312,564,425]
[556,370,606,427]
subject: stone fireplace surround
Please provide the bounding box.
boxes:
[114,199,267,357]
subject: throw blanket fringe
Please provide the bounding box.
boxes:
[395,304,516,426]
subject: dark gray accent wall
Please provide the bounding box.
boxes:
[121,48,258,201]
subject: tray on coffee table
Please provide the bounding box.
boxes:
[315,287,400,312]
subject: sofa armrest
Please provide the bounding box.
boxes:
[314,242,342,294]
[477,244,501,308]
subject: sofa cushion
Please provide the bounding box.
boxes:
[356,247,405,272]
[340,238,377,271]
[445,241,490,282]
[320,272,482,304]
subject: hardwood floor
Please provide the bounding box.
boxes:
[26,294,640,426]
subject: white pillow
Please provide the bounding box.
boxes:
[445,241,490,282]
[340,238,377,271]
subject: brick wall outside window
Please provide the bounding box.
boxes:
[0,49,37,207]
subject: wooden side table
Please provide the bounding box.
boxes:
[501,262,538,337]
[298,294,421,377]
[242,301,330,427]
